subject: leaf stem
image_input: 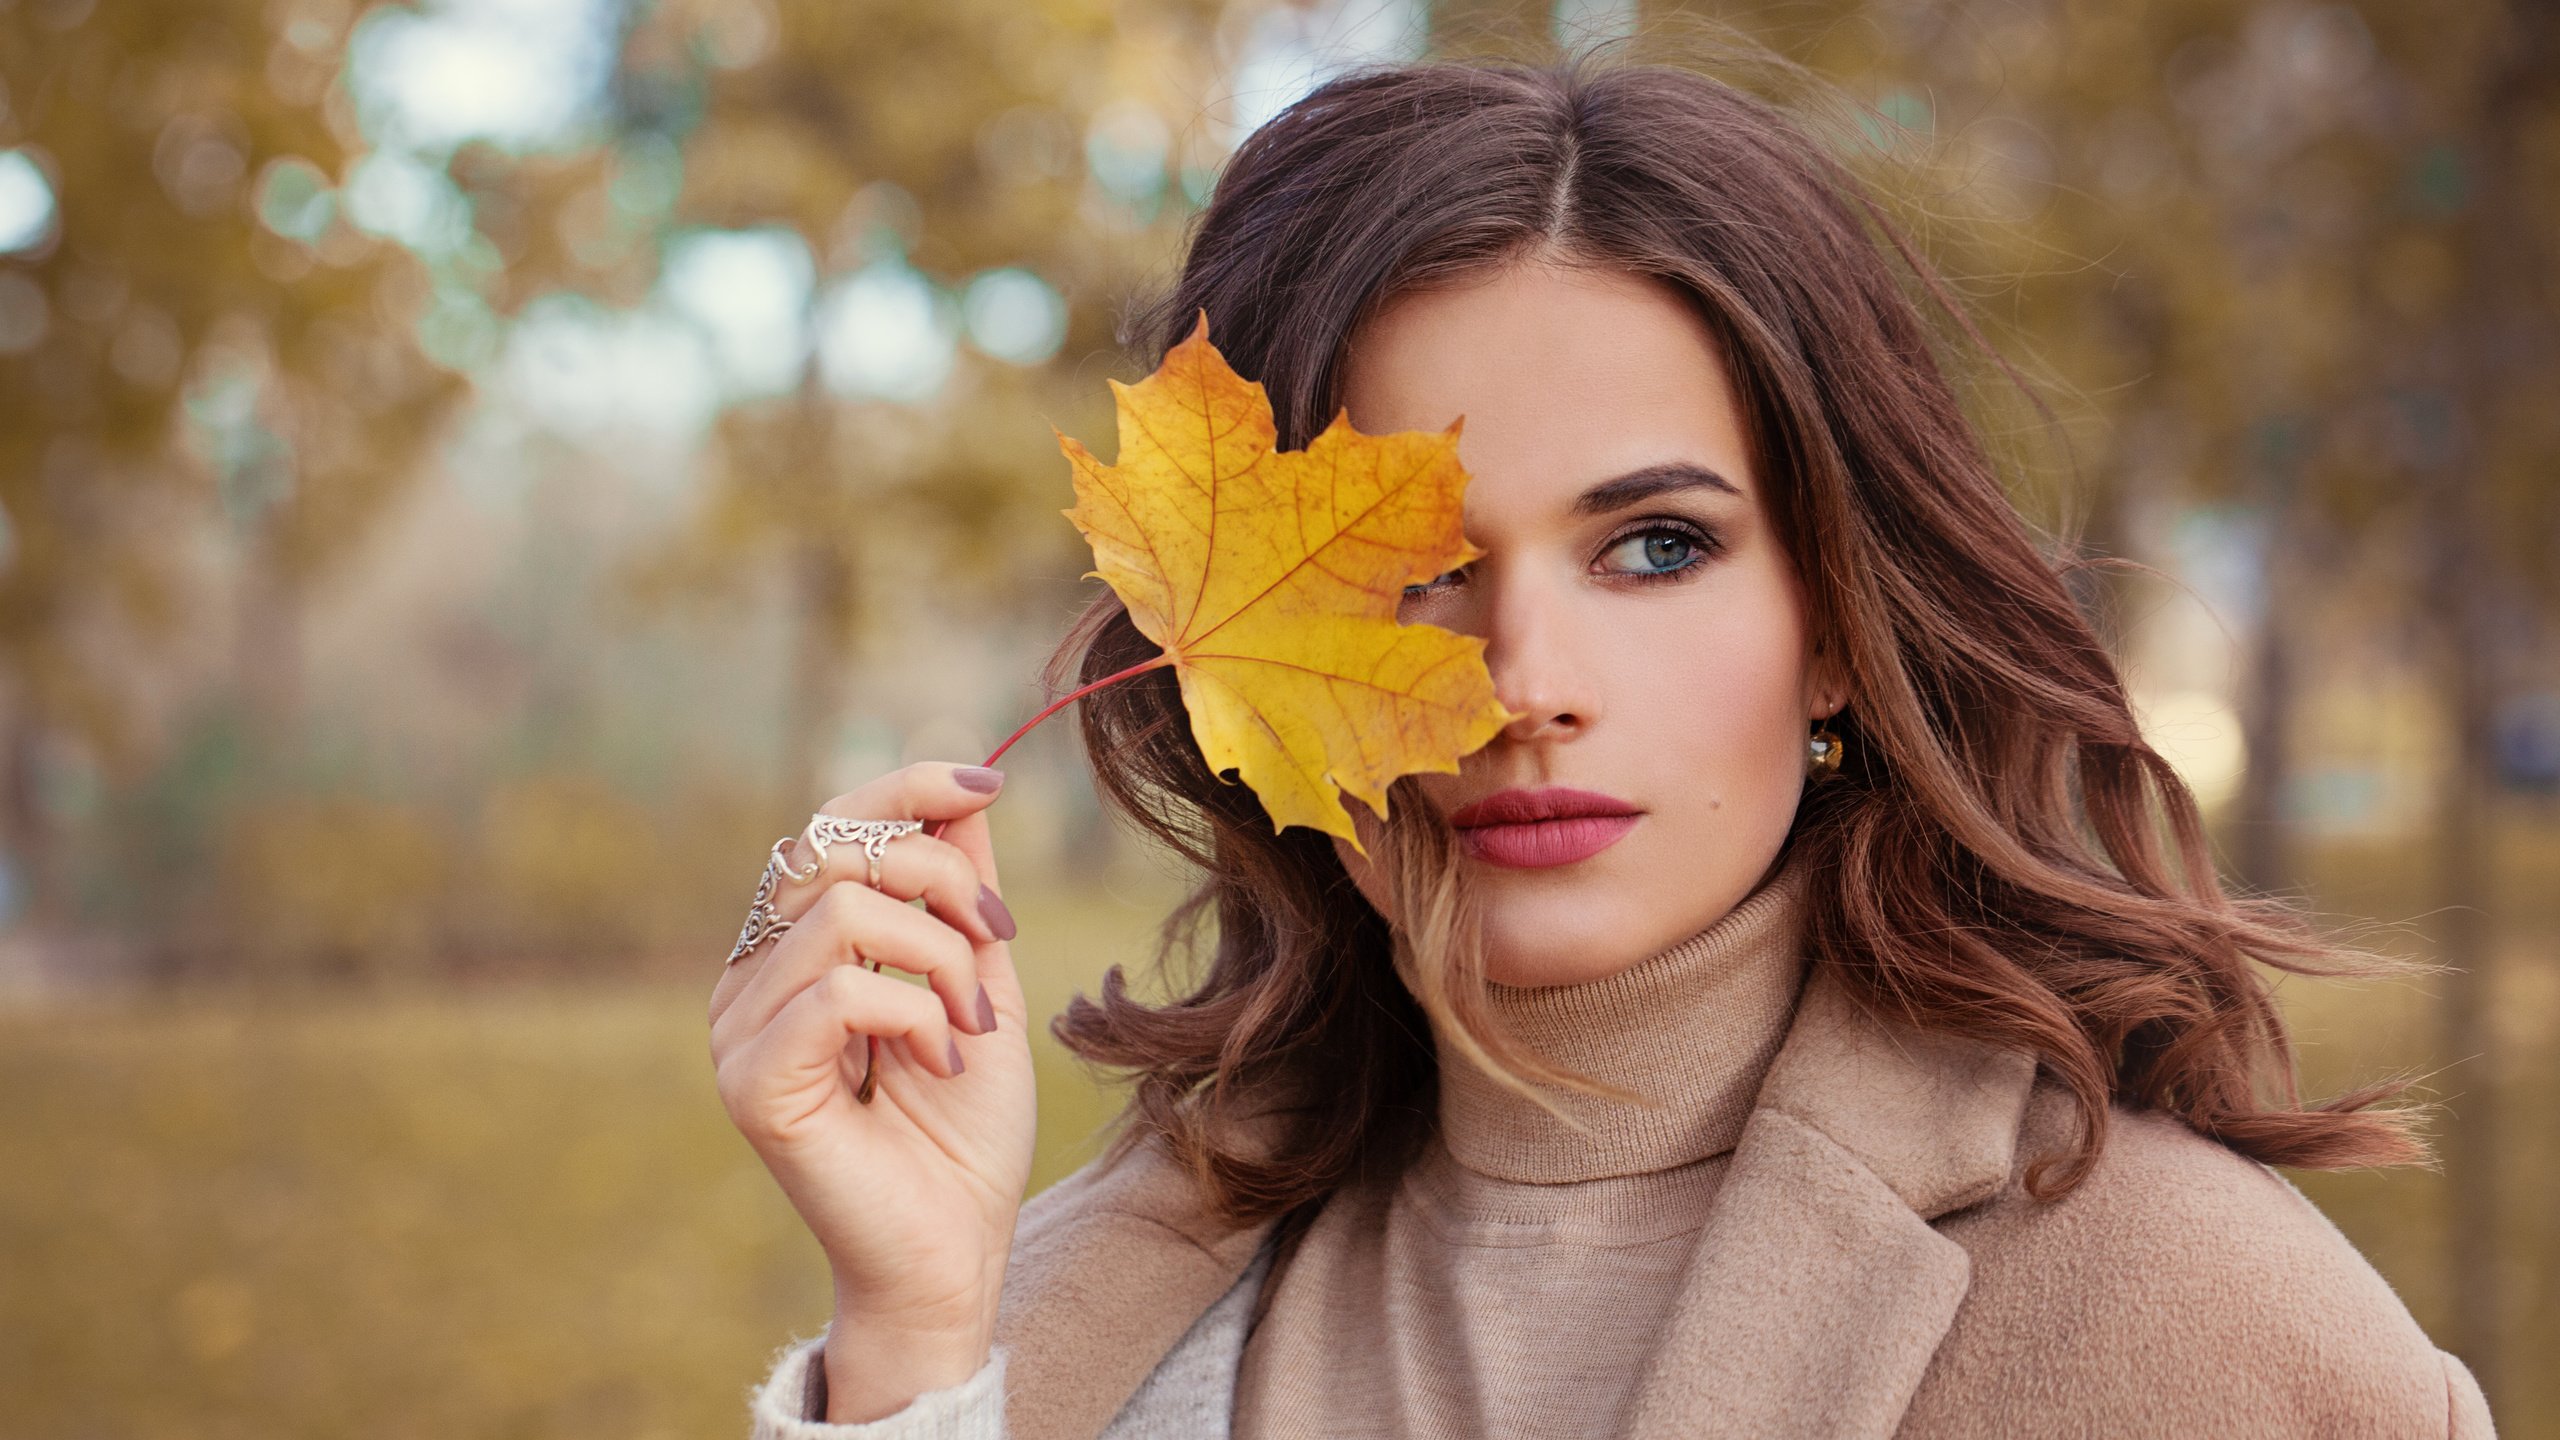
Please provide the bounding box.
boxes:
[852,651,1172,1100]
[979,653,1173,770]
[920,652,1172,842]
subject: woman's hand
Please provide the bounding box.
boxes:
[707,761,1036,1422]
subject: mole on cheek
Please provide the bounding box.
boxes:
[1708,796,1722,810]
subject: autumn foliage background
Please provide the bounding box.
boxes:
[0,1,2554,1436]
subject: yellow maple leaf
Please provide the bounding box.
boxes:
[1057,312,1520,856]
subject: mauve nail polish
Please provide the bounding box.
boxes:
[955,766,1005,792]
[945,1037,966,1075]
[974,982,999,1034]
[977,884,1018,940]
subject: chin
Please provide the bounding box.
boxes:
[1474,906,1641,988]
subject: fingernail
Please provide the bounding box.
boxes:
[955,766,1005,793]
[974,982,999,1034]
[976,884,1018,941]
[945,1036,967,1075]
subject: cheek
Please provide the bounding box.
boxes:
[1619,580,1811,792]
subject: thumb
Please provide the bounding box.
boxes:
[933,806,1022,996]
[936,804,1003,896]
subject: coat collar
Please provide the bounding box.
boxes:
[1617,961,2039,1437]
[992,961,2039,1440]
[988,1097,1293,1440]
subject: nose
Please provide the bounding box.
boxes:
[1476,562,1597,744]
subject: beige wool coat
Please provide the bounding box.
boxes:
[761,962,2496,1438]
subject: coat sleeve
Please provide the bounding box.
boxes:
[1927,1095,2502,1438]
[2444,1352,2497,1440]
[746,1329,1009,1440]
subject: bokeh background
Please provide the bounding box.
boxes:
[1,0,2553,1435]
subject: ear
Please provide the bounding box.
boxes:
[1807,630,1851,720]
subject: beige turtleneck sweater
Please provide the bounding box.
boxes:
[1231,846,1813,1439]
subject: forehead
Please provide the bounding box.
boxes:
[1337,261,1756,522]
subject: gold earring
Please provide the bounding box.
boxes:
[1808,721,1844,777]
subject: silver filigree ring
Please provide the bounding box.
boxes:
[779,816,925,889]
[724,818,924,968]
[724,840,799,967]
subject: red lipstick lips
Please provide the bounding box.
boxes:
[1447,785,1642,869]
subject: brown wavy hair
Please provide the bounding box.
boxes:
[1041,48,2425,1227]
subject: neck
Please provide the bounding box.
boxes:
[1429,845,1814,1184]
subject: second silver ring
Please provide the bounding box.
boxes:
[780,816,925,889]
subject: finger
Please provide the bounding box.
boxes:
[808,761,1007,834]
[710,950,752,1035]
[708,843,793,1034]
[932,804,1003,897]
[777,963,964,1088]
[926,805,1018,996]
[719,963,966,1141]
[718,761,1005,1037]
[713,880,987,1058]
[768,828,1013,948]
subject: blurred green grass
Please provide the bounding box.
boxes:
[2,843,2550,1438]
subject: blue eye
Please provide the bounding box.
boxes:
[1401,521,1718,602]
[1600,524,1715,582]
[1402,566,1467,600]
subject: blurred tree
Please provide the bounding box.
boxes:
[453,0,1226,806]
[2399,0,2557,1405]
[0,1,464,935]
[1728,0,2560,1407]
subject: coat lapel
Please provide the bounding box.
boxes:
[991,1110,1286,1440]
[993,963,2037,1440]
[1622,963,2039,1438]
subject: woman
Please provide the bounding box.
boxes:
[705,53,2496,1439]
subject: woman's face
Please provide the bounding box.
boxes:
[1332,258,1845,988]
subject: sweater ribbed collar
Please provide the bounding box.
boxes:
[1431,841,1814,1184]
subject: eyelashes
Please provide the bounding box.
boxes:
[1399,515,1724,600]
[1602,519,1721,586]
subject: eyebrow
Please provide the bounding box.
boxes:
[1570,462,1743,518]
